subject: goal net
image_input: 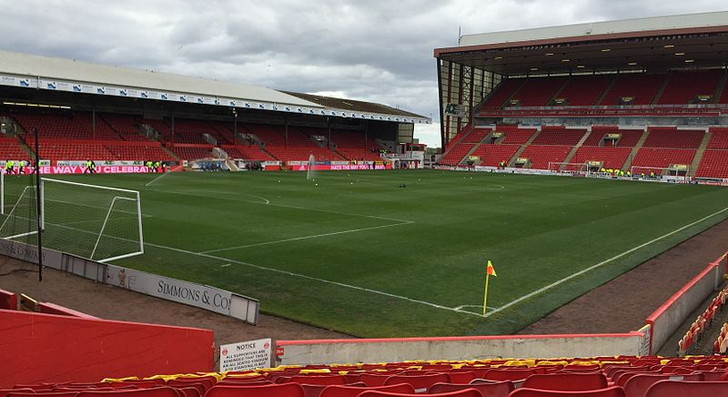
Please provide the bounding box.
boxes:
[630,165,690,182]
[547,162,590,176]
[1,176,144,262]
[0,172,39,245]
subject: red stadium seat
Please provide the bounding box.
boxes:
[174,387,200,397]
[644,380,728,397]
[428,381,514,397]
[359,374,395,387]
[166,377,216,392]
[446,372,477,385]
[8,393,80,397]
[285,375,347,386]
[483,368,540,382]
[521,372,608,391]
[622,374,699,397]
[205,384,305,397]
[508,385,625,397]
[384,374,450,392]
[76,388,179,397]
[358,388,481,397]
[1,391,33,397]
[320,383,415,397]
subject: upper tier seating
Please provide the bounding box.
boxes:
[481,79,524,108]
[168,145,215,161]
[599,74,666,106]
[148,119,233,145]
[104,143,176,161]
[221,145,275,161]
[510,77,568,107]
[327,129,383,161]
[246,124,344,162]
[14,112,121,140]
[556,75,614,106]
[99,113,150,141]
[657,70,723,105]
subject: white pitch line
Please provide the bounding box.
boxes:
[144,171,172,187]
[483,205,728,318]
[201,221,413,254]
[264,201,413,223]
[142,239,484,318]
[30,217,480,318]
[153,188,410,223]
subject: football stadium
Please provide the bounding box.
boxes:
[2,10,728,396]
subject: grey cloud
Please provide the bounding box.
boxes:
[0,0,726,147]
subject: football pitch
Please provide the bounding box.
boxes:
[3,170,728,337]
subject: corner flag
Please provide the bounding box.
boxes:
[486,260,497,277]
[483,260,497,316]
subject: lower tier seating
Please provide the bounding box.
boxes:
[695,150,728,179]
[470,144,520,166]
[518,145,572,169]
[571,147,632,170]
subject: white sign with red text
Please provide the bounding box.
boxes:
[219,338,272,372]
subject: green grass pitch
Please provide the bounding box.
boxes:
[3,170,728,337]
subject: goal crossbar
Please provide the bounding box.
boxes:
[39,178,144,263]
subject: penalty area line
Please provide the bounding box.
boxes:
[200,221,414,254]
[145,171,173,187]
[484,205,728,318]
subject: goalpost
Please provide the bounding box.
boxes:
[630,165,690,182]
[547,162,590,176]
[0,177,144,263]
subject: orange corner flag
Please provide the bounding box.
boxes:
[486,260,497,277]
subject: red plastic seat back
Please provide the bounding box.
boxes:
[359,388,481,397]
[286,376,347,386]
[522,373,608,391]
[509,385,625,397]
[644,380,728,397]
[206,383,305,397]
[320,383,415,397]
[429,381,513,397]
[384,374,450,392]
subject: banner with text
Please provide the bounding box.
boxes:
[105,264,258,323]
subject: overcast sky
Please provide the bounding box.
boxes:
[1,1,726,147]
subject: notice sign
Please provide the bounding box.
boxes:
[219,338,272,372]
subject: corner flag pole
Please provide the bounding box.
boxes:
[483,260,497,316]
[483,273,490,316]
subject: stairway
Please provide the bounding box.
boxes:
[622,128,649,170]
[508,128,541,166]
[688,130,712,177]
[561,130,593,170]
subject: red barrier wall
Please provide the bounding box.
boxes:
[0,309,214,387]
[37,302,99,319]
[645,252,728,354]
[0,288,17,310]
